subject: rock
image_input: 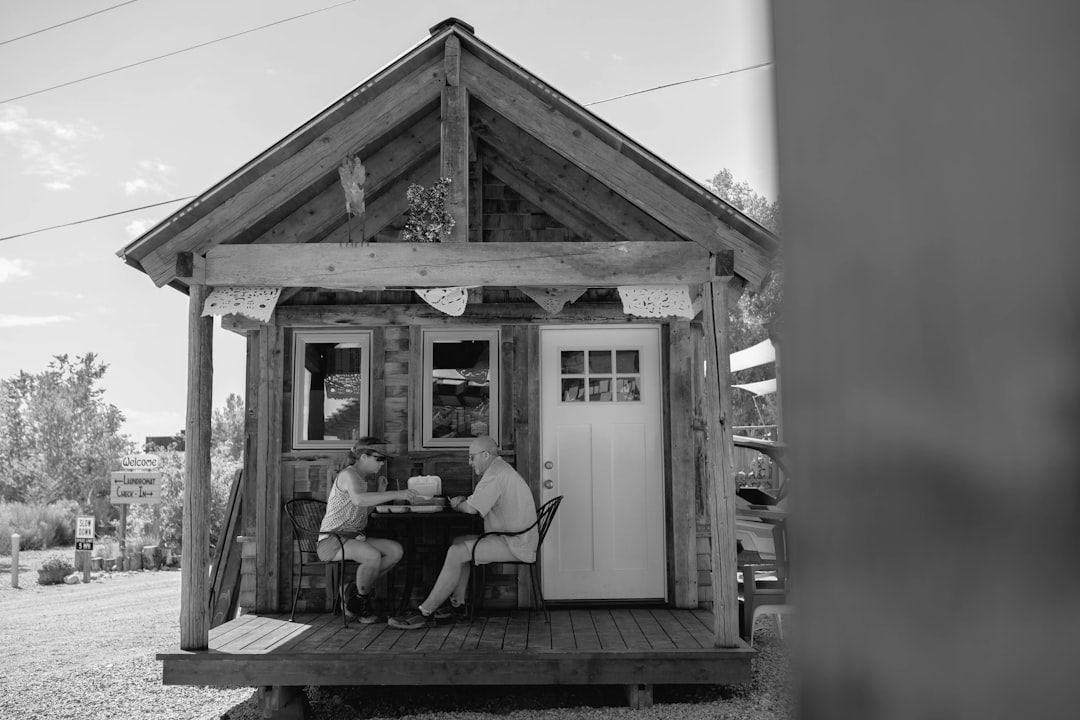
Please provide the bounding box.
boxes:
[64,574,81,584]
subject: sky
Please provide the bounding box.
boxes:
[0,0,777,445]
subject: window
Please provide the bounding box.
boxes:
[560,348,641,403]
[292,330,372,450]
[422,328,499,447]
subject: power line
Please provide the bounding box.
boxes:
[0,196,195,242]
[585,61,774,106]
[0,0,360,105]
[0,0,141,47]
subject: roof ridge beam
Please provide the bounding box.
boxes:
[441,35,469,242]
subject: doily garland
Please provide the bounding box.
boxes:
[519,286,587,314]
[201,287,282,323]
[415,287,469,316]
[618,285,695,319]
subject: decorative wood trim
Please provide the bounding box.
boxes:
[700,280,739,647]
[181,285,213,650]
[142,57,444,287]
[668,321,698,608]
[204,242,713,288]
[441,35,469,243]
[459,51,770,286]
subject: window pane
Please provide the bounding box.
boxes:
[562,378,585,402]
[561,350,584,374]
[616,350,639,373]
[588,350,612,374]
[617,377,641,402]
[589,378,612,402]
[431,339,490,439]
[299,341,365,443]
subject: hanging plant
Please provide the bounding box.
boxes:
[402,177,455,242]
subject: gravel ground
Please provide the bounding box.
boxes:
[1,547,794,720]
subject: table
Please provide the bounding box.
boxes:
[368,508,482,613]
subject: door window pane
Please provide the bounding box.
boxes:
[559,347,642,404]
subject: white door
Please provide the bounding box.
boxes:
[540,325,666,601]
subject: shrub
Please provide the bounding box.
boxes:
[0,501,80,553]
[40,553,75,574]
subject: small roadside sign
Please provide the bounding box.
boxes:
[120,453,161,471]
[76,516,95,539]
[110,472,163,504]
[76,540,94,551]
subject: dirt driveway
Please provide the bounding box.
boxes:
[0,548,253,720]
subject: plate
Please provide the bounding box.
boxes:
[409,505,442,514]
[388,505,409,513]
[374,506,393,513]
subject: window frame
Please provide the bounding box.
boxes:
[290,329,373,451]
[420,327,500,449]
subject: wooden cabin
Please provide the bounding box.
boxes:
[117,18,778,715]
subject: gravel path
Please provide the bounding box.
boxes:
[1,548,793,719]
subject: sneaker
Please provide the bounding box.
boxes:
[433,602,470,623]
[344,591,386,624]
[388,606,436,630]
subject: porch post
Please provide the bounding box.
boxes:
[701,277,740,647]
[181,284,213,649]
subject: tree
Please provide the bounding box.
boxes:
[211,392,245,461]
[0,354,133,504]
[708,169,784,434]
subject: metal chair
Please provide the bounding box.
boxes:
[283,498,355,628]
[469,495,563,622]
[737,517,790,644]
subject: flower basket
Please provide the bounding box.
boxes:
[37,568,70,585]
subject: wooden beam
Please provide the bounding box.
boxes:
[181,285,213,650]
[668,321,698,608]
[460,52,771,286]
[700,280,739,647]
[141,57,444,287]
[205,241,712,288]
[441,35,469,242]
[175,252,205,284]
[255,324,284,613]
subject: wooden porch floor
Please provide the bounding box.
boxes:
[158,608,754,689]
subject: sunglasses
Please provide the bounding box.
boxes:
[363,452,387,462]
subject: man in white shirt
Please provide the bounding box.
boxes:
[388,435,538,629]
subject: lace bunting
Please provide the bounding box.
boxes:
[415,287,469,316]
[618,285,695,319]
[519,287,587,314]
[201,287,281,323]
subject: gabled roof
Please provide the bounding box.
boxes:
[117,18,779,292]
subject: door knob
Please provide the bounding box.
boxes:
[543,479,555,490]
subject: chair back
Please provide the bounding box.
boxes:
[284,498,327,555]
[535,495,563,547]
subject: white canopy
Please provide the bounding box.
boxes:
[732,378,777,396]
[729,338,775,372]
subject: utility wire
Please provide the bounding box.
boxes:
[0,0,141,47]
[585,61,773,106]
[0,196,195,242]
[0,0,360,104]
[2,59,772,241]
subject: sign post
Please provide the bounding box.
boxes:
[75,516,95,582]
[112,454,162,570]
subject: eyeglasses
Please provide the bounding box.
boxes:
[469,451,486,461]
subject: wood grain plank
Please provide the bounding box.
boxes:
[650,608,705,650]
[477,612,510,650]
[441,35,468,242]
[569,609,601,650]
[548,609,575,650]
[502,610,529,651]
[590,609,626,650]
[205,241,713,289]
[630,609,675,649]
[610,609,650,650]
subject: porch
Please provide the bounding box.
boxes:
[158,607,753,708]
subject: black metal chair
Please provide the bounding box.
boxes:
[283,498,356,628]
[469,495,563,622]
